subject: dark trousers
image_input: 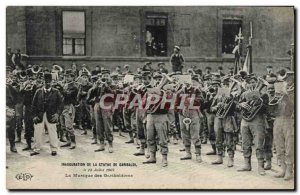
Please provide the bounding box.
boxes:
[7,117,16,146]
[24,106,34,142]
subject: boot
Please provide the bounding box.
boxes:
[227,157,234,167]
[10,145,17,153]
[274,161,286,178]
[15,138,21,143]
[61,142,71,147]
[94,142,105,152]
[264,159,272,170]
[81,130,87,135]
[143,152,156,164]
[162,155,168,167]
[134,143,145,156]
[258,160,266,176]
[69,136,76,149]
[125,132,134,143]
[206,144,216,155]
[22,139,32,151]
[284,164,293,181]
[195,146,202,163]
[237,157,252,171]
[180,146,192,160]
[212,155,223,165]
[108,142,113,153]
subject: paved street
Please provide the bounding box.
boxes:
[6,129,294,190]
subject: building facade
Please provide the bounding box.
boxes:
[7,6,294,73]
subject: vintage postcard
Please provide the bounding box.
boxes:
[6,6,295,190]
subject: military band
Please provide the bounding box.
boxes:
[6,48,295,181]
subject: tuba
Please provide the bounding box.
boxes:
[216,96,234,118]
[241,90,264,121]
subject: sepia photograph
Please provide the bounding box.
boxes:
[5,5,295,190]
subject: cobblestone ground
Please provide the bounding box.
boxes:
[6,129,295,190]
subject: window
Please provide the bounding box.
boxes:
[145,14,167,57]
[222,19,242,55]
[62,11,85,55]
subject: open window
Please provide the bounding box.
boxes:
[62,11,86,56]
[222,19,243,55]
[145,13,168,57]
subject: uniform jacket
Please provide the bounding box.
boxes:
[31,88,63,123]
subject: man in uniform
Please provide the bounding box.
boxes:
[6,71,18,152]
[133,71,151,157]
[237,74,269,175]
[203,79,219,155]
[143,74,170,167]
[178,75,203,163]
[273,72,294,180]
[210,82,237,167]
[157,62,168,74]
[21,68,38,151]
[94,69,115,153]
[60,69,79,150]
[76,70,93,133]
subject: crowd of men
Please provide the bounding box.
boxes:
[6,46,294,181]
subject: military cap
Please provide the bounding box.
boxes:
[277,68,287,77]
[110,72,119,78]
[145,61,152,66]
[153,72,162,79]
[239,70,248,79]
[65,69,75,76]
[195,69,202,75]
[175,71,182,75]
[134,74,142,79]
[124,64,130,68]
[102,69,110,75]
[245,73,257,82]
[265,73,277,84]
[266,65,273,69]
[174,45,180,51]
[141,71,151,77]
[205,66,212,70]
[218,66,223,70]
[44,72,52,81]
[157,62,165,66]
[192,75,200,81]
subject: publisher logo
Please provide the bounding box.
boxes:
[15,173,33,181]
